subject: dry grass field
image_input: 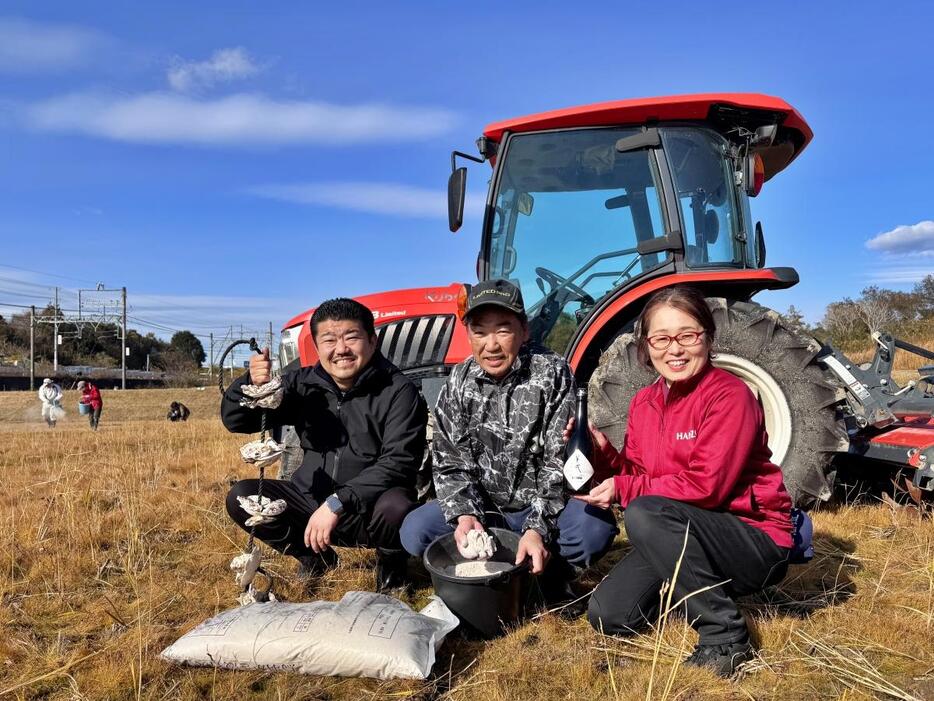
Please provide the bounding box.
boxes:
[847,330,934,377]
[1,388,933,700]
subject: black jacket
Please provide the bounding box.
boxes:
[221,352,427,514]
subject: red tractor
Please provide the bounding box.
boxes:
[277,93,934,508]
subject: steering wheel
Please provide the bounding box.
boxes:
[535,266,590,302]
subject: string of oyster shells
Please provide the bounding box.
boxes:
[239,437,285,469]
[236,494,287,526]
[239,376,284,409]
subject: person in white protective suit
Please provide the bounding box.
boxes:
[38,378,64,428]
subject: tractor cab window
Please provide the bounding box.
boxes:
[487,128,670,353]
[661,128,742,267]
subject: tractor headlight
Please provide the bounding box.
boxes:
[278,324,301,369]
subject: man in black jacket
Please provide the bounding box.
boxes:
[222,298,427,591]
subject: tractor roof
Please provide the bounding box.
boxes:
[482,93,812,181]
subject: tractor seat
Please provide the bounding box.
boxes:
[704,209,720,245]
[687,210,720,266]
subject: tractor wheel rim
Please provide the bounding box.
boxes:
[711,353,793,467]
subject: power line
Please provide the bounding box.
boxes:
[127,315,213,339]
[0,276,57,291]
[126,311,240,330]
[0,263,99,286]
[0,300,80,312]
[0,288,58,302]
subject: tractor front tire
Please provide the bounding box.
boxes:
[588,297,847,508]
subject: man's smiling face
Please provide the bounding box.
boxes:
[313,318,378,390]
[466,307,529,380]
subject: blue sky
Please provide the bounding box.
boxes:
[1,1,932,355]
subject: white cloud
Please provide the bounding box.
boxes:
[26,92,458,145]
[247,181,486,219]
[167,47,260,93]
[866,220,934,256]
[866,266,933,285]
[0,17,103,73]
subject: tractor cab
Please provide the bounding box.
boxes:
[448,94,812,357]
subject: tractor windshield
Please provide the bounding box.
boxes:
[486,126,745,352]
[487,127,670,351]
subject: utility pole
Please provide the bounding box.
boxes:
[29,305,35,391]
[121,287,127,390]
[268,322,273,354]
[209,332,214,381]
[53,286,59,372]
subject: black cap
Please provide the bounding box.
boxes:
[463,279,525,318]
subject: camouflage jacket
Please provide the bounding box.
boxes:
[432,342,576,540]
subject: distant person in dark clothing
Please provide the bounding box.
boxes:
[77,380,103,430]
[167,401,191,422]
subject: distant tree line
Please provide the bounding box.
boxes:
[782,274,933,350]
[0,305,206,373]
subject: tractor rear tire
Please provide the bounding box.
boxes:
[588,297,847,508]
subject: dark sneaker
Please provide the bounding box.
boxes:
[296,548,338,579]
[375,550,409,593]
[684,640,755,677]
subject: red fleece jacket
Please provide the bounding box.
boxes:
[80,384,103,411]
[600,365,792,548]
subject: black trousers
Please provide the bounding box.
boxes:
[226,479,416,560]
[588,495,789,645]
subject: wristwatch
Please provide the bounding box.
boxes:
[325,494,344,516]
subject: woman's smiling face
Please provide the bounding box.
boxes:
[645,303,711,385]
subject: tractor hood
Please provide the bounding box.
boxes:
[281,283,464,331]
[281,283,470,370]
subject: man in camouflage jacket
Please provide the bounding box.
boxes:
[400,279,618,588]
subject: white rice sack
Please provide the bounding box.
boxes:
[161,591,458,680]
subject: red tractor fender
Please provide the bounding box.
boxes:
[568,269,796,372]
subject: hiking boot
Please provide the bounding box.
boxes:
[296,548,338,579]
[684,640,755,677]
[375,549,409,593]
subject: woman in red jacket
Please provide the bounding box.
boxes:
[77,380,103,431]
[577,286,792,677]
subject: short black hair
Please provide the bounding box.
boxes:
[310,298,376,340]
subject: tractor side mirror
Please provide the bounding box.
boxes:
[517,192,534,216]
[755,221,766,267]
[448,167,467,233]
